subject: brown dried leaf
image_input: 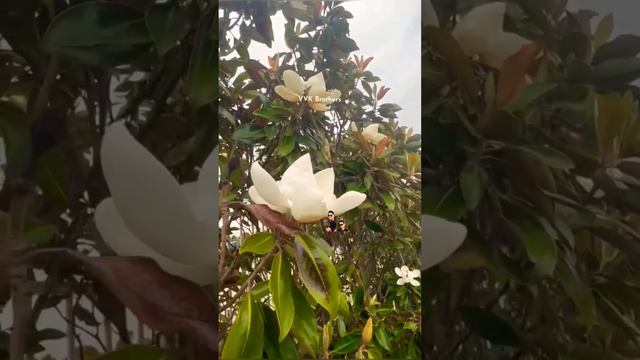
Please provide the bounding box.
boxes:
[245,204,300,237]
[496,43,544,108]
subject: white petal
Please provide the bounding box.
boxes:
[275,85,301,102]
[250,162,290,211]
[280,154,315,196]
[248,185,289,213]
[409,269,421,278]
[308,101,329,112]
[95,198,215,285]
[409,279,421,287]
[307,72,327,95]
[290,191,327,223]
[401,265,410,273]
[195,146,217,222]
[314,168,335,198]
[396,278,406,286]
[422,215,467,270]
[282,70,305,95]
[394,267,404,277]
[326,191,366,216]
[100,123,210,265]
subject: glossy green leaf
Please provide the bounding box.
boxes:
[294,233,341,318]
[42,2,151,66]
[270,253,295,341]
[262,306,300,359]
[240,232,275,255]
[221,293,264,360]
[460,161,488,210]
[374,325,391,351]
[330,333,361,354]
[461,307,521,347]
[145,2,189,55]
[98,345,168,360]
[250,280,270,300]
[291,285,320,357]
[232,124,265,144]
[186,29,217,107]
[278,134,296,157]
[518,145,575,170]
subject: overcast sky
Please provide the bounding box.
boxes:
[243,0,422,133]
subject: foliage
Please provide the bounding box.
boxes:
[423,0,640,359]
[218,1,421,359]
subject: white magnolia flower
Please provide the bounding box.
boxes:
[395,265,420,287]
[452,2,529,69]
[361,124,387,145]
[422,215,468,269]
[249,153,366,223]
[274,70,341,112]
[95,123,217,285]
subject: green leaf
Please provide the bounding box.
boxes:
[460,161,488,210]
[364,220,383,233]
[294,233,341,318]
[36,328,66,341]
[42,2,151,66]
[232,124,265,144]
[504,83,556,113]
[254,106,287,122]
[145,2,189,55]
[291,285,320,357]
[518,145,575,170]
[382,192,395,210]
[186,29,217,107]
[330,333,360,354]
[262,306,300,359]
[98,345,168,360]
[461,307,521,347]
[221,293,264,360]
[240,232,274,255]
[270,253,295,342]
[592,34,640,65]
[278,134,296,157]
[519,219,557,276]
[556,257,598,326]
[374,325,391,351]
[250,281,270,300]
[36,146,71,206]
[23,224,57,246]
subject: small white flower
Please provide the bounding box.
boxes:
[422,215,468,270]
[249,153,366,223]
[274,70,341,112]
[95,123,216,285]
[452,2,529,69]
[361,124,387,145]
[395,265,421,287]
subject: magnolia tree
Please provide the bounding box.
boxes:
[424,1,640,359]
[218,1,422,358]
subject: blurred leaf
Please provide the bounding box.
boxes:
[592,13,614,51]
[278,134,296,157]
[331,333,360,354]
[0,101,30,180]
[374,325,390,351]
[520,218,557,276]
[294,233,341,318]
[364,220,383,233]
[556,257,598,326]
[382,192,395,210]
[98,345,168,360]
[186,29,217,107]
[461,307,521,347]
[518,145,575,170]
[504,83,556,113]
[222,293,264,359]
[262,306,299,359]
[36,145,71,206]
[496,43,544,107]
[239,232,274,255]
[593,58,640,86]
[42,2,151,66]
[270,253,295,341]
[245,204,300,237]
[23,224,56,246]
[145,2,188,55]
[460,161,488,210]
[232,124,265,144]
[592,34,640,65]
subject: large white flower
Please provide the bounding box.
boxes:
[361,124,387,145]
[248,154,366,223]
[395,265,420,287]
[452,2,529,69]
[422,215,467,269]
[274,70,341,112]
[95,122,217,285]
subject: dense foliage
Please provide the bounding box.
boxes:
[423,0,640,359]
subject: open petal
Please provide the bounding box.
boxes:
[282,70,305,95]
[326,191,366,215]
[314,168,335,198]
[409,269,420,278]
[275,85,301,102]
[307,72,327,96]
[422,215,467,270]
[289,189,327,223]
[100,122,210,265]
[397,278,406,286]
[250,162,290,211]
[394,267,404,277]
[248,185,289,213]
[95,198,215,285]
[280,154,315,195]
[409,278,420,287]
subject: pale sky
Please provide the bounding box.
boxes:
[241,0,422,133]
